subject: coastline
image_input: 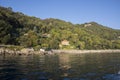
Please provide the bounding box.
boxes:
[51,49,120,54]
[0,47,120,55]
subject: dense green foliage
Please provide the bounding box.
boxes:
[0,6,120,50]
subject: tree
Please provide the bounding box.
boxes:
[112,40,120,49]
[0,20,12,44]
[19,30,38,47]
[77,41,85,49]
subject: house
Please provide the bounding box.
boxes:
[59,40,70,48]
[61,40,70,46]
[84,23,92,27]
[118,36,120,38]
[42,33,50,38]
[24,33,28,36]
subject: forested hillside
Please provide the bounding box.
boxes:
[0,6,120,50]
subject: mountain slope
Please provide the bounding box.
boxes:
[0,6,120,49]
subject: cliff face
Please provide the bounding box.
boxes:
[0,6,120,49]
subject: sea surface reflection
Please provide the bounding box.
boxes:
[0,53,120,80]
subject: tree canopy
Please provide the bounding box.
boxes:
[0,6,120,50]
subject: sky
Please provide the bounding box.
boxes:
[0,0,120,29]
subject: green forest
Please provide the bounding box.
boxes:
[0,6,120,50]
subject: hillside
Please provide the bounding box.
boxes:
[0,6,120,50]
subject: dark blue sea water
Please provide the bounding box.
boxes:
[0,53,120,80]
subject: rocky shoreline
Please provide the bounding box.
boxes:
[0,47,120,56]
[0,48,42,55]
[51,49,120,54]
